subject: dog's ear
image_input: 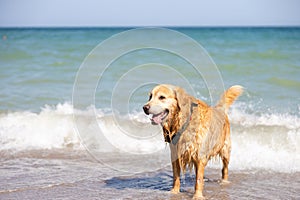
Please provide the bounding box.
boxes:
[174,87,192,122]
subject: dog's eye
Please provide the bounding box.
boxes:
[159,95,166,100]
[149,93,152,100]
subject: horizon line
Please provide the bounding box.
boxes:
[1,25,300,29]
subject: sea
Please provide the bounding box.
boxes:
[0,27,299,199]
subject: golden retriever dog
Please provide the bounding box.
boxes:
[143,84,243,198]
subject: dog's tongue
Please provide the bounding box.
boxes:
[151,113,163,124]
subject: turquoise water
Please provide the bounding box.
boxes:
[0,28,299,114]
[0,28,121,111]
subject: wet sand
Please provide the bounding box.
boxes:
[1,151,299,200]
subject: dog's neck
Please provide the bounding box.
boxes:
[162,102,198,144]
[162,116,178,143]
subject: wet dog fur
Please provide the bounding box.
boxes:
[143,84,243,198]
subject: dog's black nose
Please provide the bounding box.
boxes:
[143,104,150,115]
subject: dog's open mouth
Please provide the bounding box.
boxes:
[151,109,169,125]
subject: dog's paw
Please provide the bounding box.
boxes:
[193,192,205,200]
[220,179,231,185]
[170,188,180,194]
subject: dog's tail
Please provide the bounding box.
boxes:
[216,85,243,112]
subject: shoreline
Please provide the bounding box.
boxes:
[1,154,299,199]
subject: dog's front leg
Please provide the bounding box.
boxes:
[194,161,205,198]
[171,159,180,193]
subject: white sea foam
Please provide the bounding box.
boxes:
[229,104,300,129]
[229,128,300,173]
[0,103,81,151]
[225,104,300,173]
[0,102,299,172]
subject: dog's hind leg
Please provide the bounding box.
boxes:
[220,137,231,182]
[221,154,229,181]
[220,120,231,182]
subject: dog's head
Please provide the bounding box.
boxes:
[143,84,192,126]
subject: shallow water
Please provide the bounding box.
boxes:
[1,150,299,200]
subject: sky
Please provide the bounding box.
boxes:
[0,0,300,27]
